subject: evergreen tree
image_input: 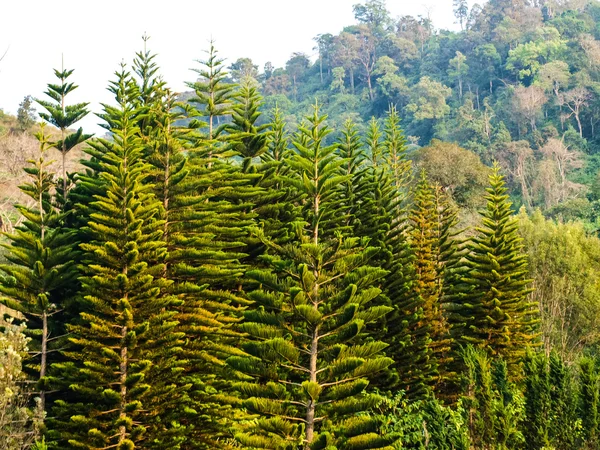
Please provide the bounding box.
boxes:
[461,347,524,450]
[225,78,271,173]
[578,357,599,445]
[0,124,78,430]
[382,105,410,193]
[407,171,457,394]
[186,41,235,152]
[522,351,551,450]
[452,164,538,368]
[548,351,579,450]
[228,106,396,449]
[35,65,92,198]
[179,44,267,448]
[53,67,183,449]
[337,118,365,231]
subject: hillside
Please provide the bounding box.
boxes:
[216,0,600,231]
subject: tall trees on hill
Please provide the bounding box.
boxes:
[0,37,564,449]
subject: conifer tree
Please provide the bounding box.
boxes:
[374,109,427,397]
[35,64,92,198]
[578,357,599,445]
[548,351,578,449]
[461,347,524,450]
[407,171,457,393]
[178,44,267,448]
[452,164,538,368]
[146,80,245,450]
[522,351,551,449]
[54,67,183,450]
[228,107,396,449]
[337,118,365,231]
[382,105,410,193]
[353,118,393,263]
[0,124,78,430]
[186,41,236,152]
[225,78,271,173]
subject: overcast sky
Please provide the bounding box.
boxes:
[0,0,479,134]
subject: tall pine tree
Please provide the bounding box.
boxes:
[228,106,396,449]
[452,163,538,369]
[54,67,183,449]
[35,64,92,199]
[0,124,78,431]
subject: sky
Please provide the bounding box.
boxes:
[0,0,479,134]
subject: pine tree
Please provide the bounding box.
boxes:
[522,351,551,450]
[548,351,579,450]
[337,118,365,231]
[228,106,396,449]
[382,105,410,193]
[578,357,599,445]
[460,347,524,450]
[407,171,457,394]
[452,163,538,368]
[35,64,92,198]
[53,67,183,450]
[0,124,78,431]
[225,78,271,173]
[177,44,266,448]
[186,41,236,153]
[375,109,427,398]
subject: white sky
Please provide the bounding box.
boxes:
[0,0,479,134]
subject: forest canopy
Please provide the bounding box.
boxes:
[3,1,600,449]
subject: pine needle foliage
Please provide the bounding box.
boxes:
[336,118,365,231]
[144,79,246,450]
[225,78,272,173]
[186,41,236,146]
[54,68,183,450]
[0,124,78,429]
[452,163,538,368]
[406,171,458,394]
[35,66,92,198]
[228,106,395,450]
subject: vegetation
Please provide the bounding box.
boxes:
[4,1,600,449]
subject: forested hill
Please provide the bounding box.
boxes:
[222,0,600,228]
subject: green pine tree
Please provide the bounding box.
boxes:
[54,67,182,450]
[452,163,538,368]
[0,124,78,431]
[548,351,579,449]
[578,357,599,445]
[225,78,271,173]
[522,351,551,450]
[35,64,92,198]
[407,171,457,394]
[228,106,396,449]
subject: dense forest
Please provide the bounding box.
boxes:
[3,0,600,449]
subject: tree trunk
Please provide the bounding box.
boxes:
[62,150,67,198]
[319,56,323,84]
[349,67,355,94]
[367,71,374,101]
[119,327,128,444]
[305,326,319,449]
[39,311,48,424]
